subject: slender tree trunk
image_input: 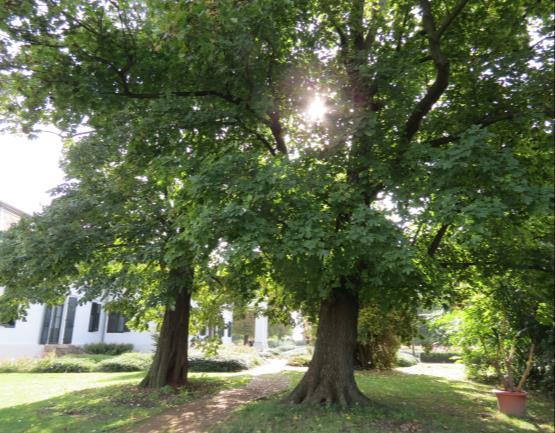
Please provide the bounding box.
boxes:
[284,290,369,407]
[140,267,193,388]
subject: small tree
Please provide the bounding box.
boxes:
[356,304,416,370]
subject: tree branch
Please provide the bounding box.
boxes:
[401,0,450,147]
[427,112,514,147]
[437,0,471,38]
[427,223,449,257]
[267,111,288,155]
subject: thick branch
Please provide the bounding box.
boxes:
[438,0,471,38]
[239,123,277,156]
[516,343,535,391]
[427,223,449,257]
[349,0,366,51]
[427,112,514,147]
[267,111,288,155]
[402,0,450,146]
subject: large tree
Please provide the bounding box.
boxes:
[0,123,202,387]
[1,0,552,406]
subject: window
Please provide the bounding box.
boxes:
[0,319,15,328]
[39,304,64,344]
[88,303,101,332]
[106,312,130,333]
[62,297,78,344]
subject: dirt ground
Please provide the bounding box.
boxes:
[129,373,290,433]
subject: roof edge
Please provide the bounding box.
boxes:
[0,201,29,217]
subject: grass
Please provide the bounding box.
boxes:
[212,370,554,433]
[0,371,250,433]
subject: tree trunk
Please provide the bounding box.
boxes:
[355,342,373,370]
[140,286,192,388]
[284,290,369,407]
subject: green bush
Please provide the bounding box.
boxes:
[96,352,152,372]
[395,352,419,367]
[356,304,417,370]
[83,343,134,356]
[0,358,37,373]
[188,357,248,372]
[286,354,311,367]
[275,344,297,353]
[420,352,460,363]
[33,357,95,373]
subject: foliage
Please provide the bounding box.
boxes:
[269,321,293,340]
[395,352,419,368]
[420,352,461,364]
[188,357,248,373]
[356,304,417,370]
[83,343,133,356]
[453,289,553,391]
[0,0,552,403]
[32,356,96,373]
[0,358,40,373]
[287,355,312,367]
[96,353,153,372]
[97,353,153,373]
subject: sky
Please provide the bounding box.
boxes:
[0,132,66,215]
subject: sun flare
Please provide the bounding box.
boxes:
[305,96,327,122]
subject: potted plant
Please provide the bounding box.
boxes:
[492,331,535,417]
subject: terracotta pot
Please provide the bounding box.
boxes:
[493,389,528,417]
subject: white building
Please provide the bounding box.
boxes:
[0,201,269,359]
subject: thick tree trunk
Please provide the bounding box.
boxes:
[284,290,369,407]
[140,287,192,388]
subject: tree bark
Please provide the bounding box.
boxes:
[140,277,192,388]
[284,290,369,407]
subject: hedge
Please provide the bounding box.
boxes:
[188,357,248,372]
[32,357,96,373]
[83,343,134,356]
[96,352,153,372]
[420,352,461,363]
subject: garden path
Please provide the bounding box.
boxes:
[129,360,293,433]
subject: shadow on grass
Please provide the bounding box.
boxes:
[0,376,242,433]
[211,370,554,433]
[95,371,145,382]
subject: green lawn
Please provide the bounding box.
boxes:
[0,372,250,433]
[1,369,552,433]
[213,371,555,433]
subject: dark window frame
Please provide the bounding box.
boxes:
[106,312,130,333]
[88,302,101,332]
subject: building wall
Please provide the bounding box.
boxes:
[0,302,46,359]
[104,323,156,353]
[0,292,157,359]
[0,202,25,231]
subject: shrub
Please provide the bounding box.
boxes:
[0,358,38,373]
[286,354,311,367]
[96,352,152,372]
[395,352,419,367]
[188,357,248,372]
[420,352,461,363]
[356,304,417,370]
[33,357,95,373]
[83,343,134,356]
[275,344,297,353]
